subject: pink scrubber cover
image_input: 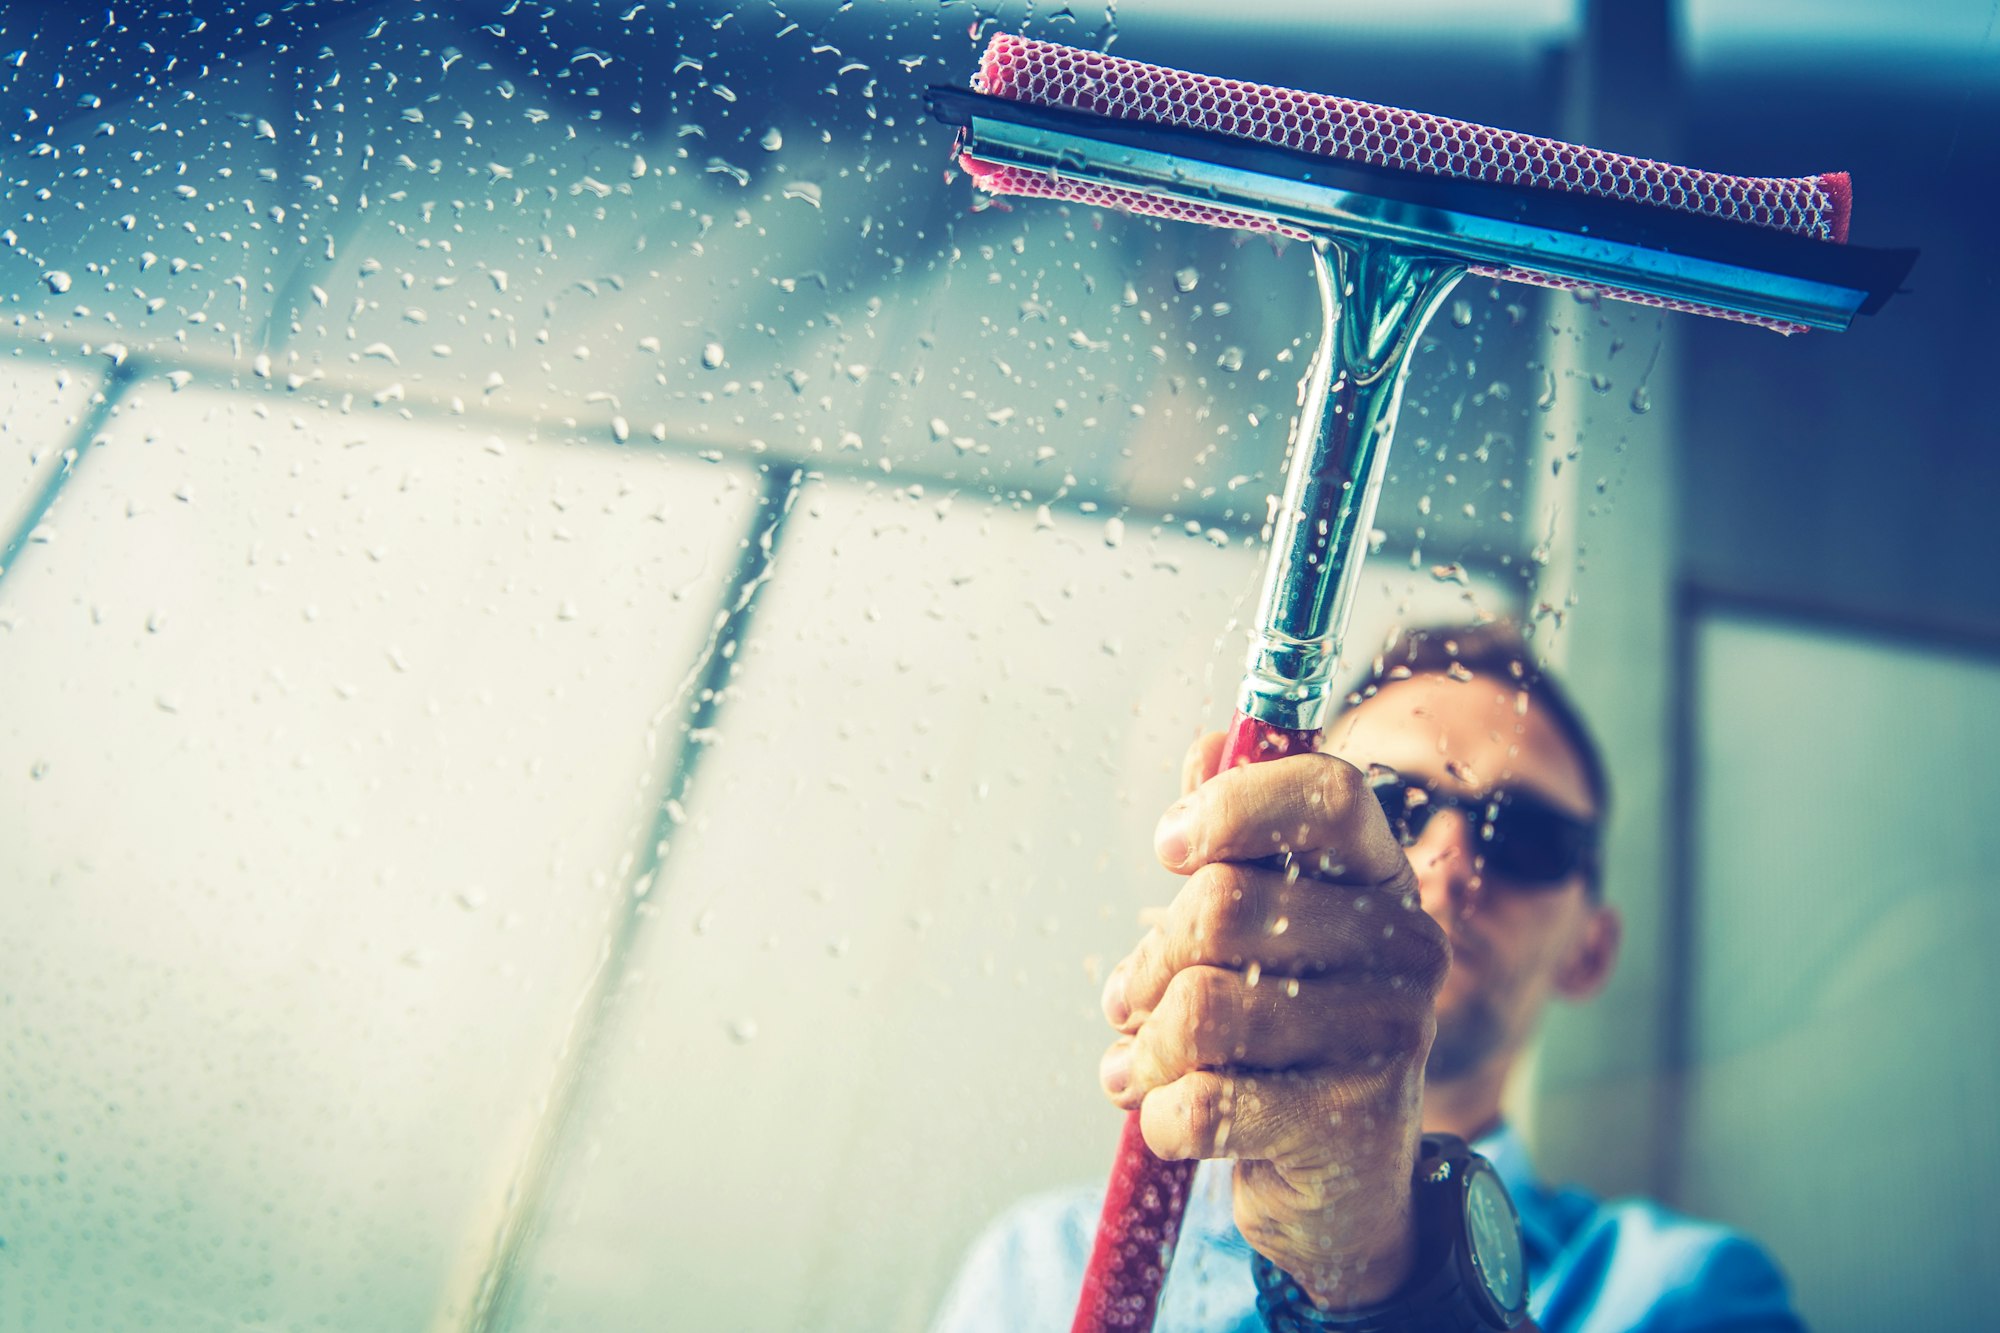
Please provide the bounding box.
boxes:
[963,35,1852,330]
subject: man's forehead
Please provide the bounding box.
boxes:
[1325,671,1593,808]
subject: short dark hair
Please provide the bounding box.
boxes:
[1341,621,1609,892]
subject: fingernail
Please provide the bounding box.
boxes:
[1102,969,1130,1027]
[1155,802,1192,867]
[1100,1044,1132,1098]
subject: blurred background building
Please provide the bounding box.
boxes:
[0,1,1993,1330]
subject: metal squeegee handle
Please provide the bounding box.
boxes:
[1071,242,1465,1333]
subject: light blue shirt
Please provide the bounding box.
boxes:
[932,1126,1805,1332]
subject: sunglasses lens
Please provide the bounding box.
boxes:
[1369,777,1431,848]
[1481,798,1588,884]
[1370,773,1594,886]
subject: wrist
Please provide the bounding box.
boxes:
[1282,1203,1418,1309]
[1270,1130,1425,1310]
[1251,1135,1529,1332]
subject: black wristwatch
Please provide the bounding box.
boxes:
[1251,1134,1529,1332]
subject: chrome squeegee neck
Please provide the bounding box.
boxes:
[960,113,1864,331]
[1238,240,1465,733]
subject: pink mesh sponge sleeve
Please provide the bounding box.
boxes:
[963,34,1852,330]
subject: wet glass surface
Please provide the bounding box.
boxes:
[1,3,1990,1331]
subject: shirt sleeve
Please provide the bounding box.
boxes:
[1647,1232,1808,1333]
[1542,1198,1809,1333]
[929,1189,1097,1333]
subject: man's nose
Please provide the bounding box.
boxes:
[1409,808,1483,920]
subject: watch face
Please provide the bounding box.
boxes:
[1465,1167,1528,1316]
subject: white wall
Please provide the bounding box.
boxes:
[1681,612,2000,1333]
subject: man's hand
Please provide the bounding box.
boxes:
[1097,731,1448,1309]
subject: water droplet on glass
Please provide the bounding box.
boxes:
[1216,346,1244,373]
[1103,516,1125,548]
[728,1017,759,1044]
[1450,299,1473,328]
[44,270,71,294]
[1429,562,1470,586]
[1173,266,1199,293]
[1629,385,1652,415]
[701,341,726,370]
[1590,372,1612,395]
[760,127,783,152]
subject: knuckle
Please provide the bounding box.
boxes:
[1412,1010,1439,1062]
[1311,755,1367,813]
[1411,920,1451,993]
[1382,904,1450,993]
[1384,1009,1434,1062]
[1166,966,1234,1053]
[1120,938,1163,1006]
[1179,1071,1231,1149]
[1186,865,1255,947]
[1194,781,1238,855]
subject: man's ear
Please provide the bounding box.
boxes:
[1555,903,1621,1000]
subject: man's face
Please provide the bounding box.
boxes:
[1322,670,1619,1086]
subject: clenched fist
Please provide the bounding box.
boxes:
[1098,731,1448,1309]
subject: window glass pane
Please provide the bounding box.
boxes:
[1,5,1595,1330]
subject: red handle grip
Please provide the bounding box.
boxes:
[1069,711,1320,1333]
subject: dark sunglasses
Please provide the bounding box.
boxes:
[1366,768,1599,888]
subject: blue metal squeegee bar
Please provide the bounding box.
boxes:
[927,88,1916,333]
